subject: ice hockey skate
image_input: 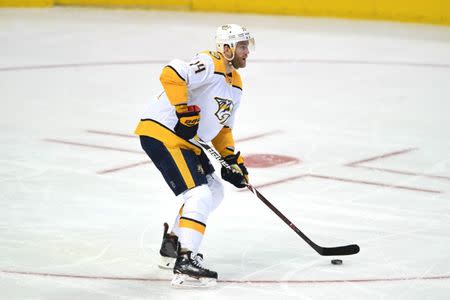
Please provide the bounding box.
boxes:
[158,223,179,269]
[171,251,218,288]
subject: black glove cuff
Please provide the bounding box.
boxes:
[221,152,248,188]
[174,122,198,140]
[221,166,247,188]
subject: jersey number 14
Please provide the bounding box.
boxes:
[189,61,206,74]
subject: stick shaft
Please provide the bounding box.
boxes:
[194,137,360,256]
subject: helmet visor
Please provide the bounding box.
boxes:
[235,38,255,52]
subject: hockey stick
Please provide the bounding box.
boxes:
[194,137,360,256]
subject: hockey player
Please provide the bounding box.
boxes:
[135,24,254,287]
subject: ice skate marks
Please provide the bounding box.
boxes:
[171,273,217,288]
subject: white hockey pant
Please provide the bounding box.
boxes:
[171,173,224,253]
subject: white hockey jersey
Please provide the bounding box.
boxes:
[135,50,243,156]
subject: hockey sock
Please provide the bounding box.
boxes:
[177,185,212,253]
[170,204,184,237]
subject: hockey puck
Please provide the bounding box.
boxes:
[331,259,343,265]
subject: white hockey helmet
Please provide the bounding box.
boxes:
[215,24,255,56]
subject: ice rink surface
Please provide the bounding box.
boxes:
[1,7,450,300]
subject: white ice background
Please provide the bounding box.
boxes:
[1,7,450,300]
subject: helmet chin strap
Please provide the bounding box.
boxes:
[224,49,236,70]
[228,59,236,69]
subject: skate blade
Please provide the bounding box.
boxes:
[171,274,217,288]
[158,256,176,270]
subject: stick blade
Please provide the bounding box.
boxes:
[319,244,360,256]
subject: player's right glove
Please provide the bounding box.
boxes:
[221,152,249,188]
[174,104,201,140]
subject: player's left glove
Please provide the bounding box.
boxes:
[221,152,249,188]
[174,104,201,140]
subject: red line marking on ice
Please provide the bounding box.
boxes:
[2,270,449,284]
[86,129,283,142]
[97,160,151,174]
[44,139,142,154]
[346,148,450,181]
[235,130,283,142]
[87,129,135,138]
[0,60,168,72]
[307,174,441,194]
[246,175,309,189]
[356,166,450,181]
[246,174,441,194]
[2,59,450,72]
[346,148,418,166]
[252,59,450,69]
[83,129,283,174]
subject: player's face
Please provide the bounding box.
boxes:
[232,41,250,69]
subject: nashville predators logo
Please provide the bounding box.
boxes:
[214,97,234,124]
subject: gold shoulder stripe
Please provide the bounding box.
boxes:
[231,70,243,90]
[165,65,185,81]
[214,71,226,77]
[200,50,226,74]
[160,65,188,105]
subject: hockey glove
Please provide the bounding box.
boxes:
[174,104,200,140]
[221,152,249,188]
